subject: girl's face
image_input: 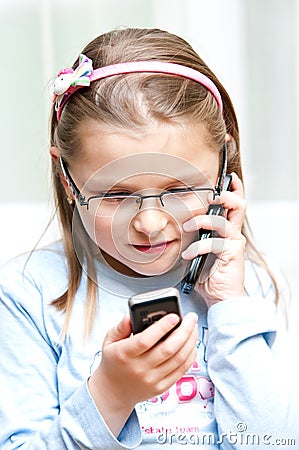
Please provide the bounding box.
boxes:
[68,121,220,277]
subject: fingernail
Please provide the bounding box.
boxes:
[168,314,180,326]
[191,313,198,324]
[181,248,191,259]
[183,220,193,231]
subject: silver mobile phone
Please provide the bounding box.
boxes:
[128,287,182,335]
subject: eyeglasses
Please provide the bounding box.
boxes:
[59,144,227,217]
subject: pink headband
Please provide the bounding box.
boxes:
[53,54,223,121]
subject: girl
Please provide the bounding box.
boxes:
[0,28,296,449]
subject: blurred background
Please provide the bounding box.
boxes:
[0,0,298,331]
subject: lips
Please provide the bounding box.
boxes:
[132,241,173,254]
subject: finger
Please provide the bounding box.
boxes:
[153,318,198,373]
[182,237,225,260]
[184,192,245,233]
[183,214,238,238]
[125,313,181,357]
[182,235,245,260]
[155,344,198,393]
[207,172,246,227]
[103,314,132,346]
[219,173,246,228]
[149,312,198,367]
[208,172,244,205]
[229,172,245,198]
[219,194,246,229]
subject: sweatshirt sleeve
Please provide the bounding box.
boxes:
[0,261,141,450]
[207,295,298,450]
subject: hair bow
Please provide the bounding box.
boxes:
[53,54,93,116]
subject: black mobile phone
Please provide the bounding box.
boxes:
[181,174,232,295]
[128,287,182,335]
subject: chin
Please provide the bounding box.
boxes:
[102,247,182,277]
[134,267,169,277]
[130,259,180,277]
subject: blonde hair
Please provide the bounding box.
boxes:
[49,28,279,338]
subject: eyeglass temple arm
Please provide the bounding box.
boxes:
[215,143,228,195]
[59,157,88,206]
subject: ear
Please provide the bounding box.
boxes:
[225,133,232,143]
[50,145,60,161]
[50,146,72,195]
[225,133,237,157]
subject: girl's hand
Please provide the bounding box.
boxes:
[182,172,246,308]
[88,312,198,437]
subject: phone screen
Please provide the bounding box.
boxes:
[128,287,182,334]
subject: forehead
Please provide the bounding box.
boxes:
[74,120,219,187]
[86,153,215,190]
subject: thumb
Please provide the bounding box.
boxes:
[104,314,132,346]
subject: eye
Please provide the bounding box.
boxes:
[168,187,193,192]
[102,192,131,203]
[166,187,194,195]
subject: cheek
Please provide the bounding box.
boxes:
[94,217,113,247]
[77,210,114,248]
[80,211,131,257]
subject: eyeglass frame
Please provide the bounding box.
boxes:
[59,143,228,211]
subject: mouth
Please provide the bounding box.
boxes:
[132,240,174,254]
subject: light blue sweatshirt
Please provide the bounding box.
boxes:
[0,241,297,449]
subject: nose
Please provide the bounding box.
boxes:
[132,207,169,236]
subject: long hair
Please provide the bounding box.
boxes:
[49,28,279,338]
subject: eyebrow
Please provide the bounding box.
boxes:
[83,171,212,192]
